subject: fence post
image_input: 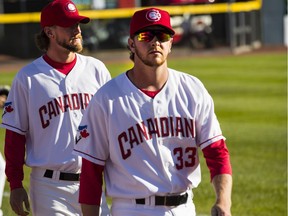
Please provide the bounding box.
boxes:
[228,9,261,54]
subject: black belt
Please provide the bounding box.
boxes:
[136,192,188,206]
[44,169,80,181]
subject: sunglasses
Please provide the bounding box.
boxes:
[136,30,172,42]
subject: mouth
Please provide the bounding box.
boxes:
[149,49,162,55]
[71,37,82,45]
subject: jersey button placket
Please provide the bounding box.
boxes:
[155,100,162,116]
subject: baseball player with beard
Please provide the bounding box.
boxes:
[1,0,111,215]
[74,7,232,216]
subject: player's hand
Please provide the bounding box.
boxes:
[10,188,30,216]
[211,203,231,216]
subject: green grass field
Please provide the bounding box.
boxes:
[0,50,286,215]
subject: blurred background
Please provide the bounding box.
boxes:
[0,1,287,215]
[0,0,286,58]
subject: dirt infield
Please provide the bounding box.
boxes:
[0,45,286,73]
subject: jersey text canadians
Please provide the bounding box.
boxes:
[118,116,195,159]
[39,93,93,128]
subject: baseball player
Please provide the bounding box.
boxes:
[1,1,111,215]
[73,7,233,216]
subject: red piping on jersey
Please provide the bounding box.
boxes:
[199,134,223,147]
[73,149,106,162]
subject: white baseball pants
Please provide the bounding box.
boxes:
[30,168,110,216]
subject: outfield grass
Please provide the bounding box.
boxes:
[0,51,286,215]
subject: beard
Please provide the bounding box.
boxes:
[134,47,166,67]
[56,35,83,53]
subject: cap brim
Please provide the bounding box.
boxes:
[57,16,90,27]
[79,16,90,24]
[133,24,175,36]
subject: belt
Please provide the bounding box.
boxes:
[44,169,80,181]
[136,192,188,206]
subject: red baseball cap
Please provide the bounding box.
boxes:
[40,0,90,28]
[130,8,175,37]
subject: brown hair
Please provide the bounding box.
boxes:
[35,30,50,52]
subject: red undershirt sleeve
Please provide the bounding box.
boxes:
[79,158,104,205]
[4,129,26,190]
[202,139,232,181]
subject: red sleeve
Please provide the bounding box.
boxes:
[4,129,26,190]
[202,139,232,181]
[79,158,104,205]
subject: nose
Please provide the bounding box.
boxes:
[151,37,161,46]
[73,24,81,34]
[76,26,81,34]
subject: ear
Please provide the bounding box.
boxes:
[128,38,134,47]
[44,27,54,38]
[128,38,135,50]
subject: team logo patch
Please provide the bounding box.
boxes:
[2,101,14,116]
[65,2,76,13]
[75,125,90,144]
[146,9,161,22]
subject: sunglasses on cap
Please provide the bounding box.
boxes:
[136,30,172,42]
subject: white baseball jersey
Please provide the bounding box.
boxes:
[1,53,111,173]
[73,68,224,198]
